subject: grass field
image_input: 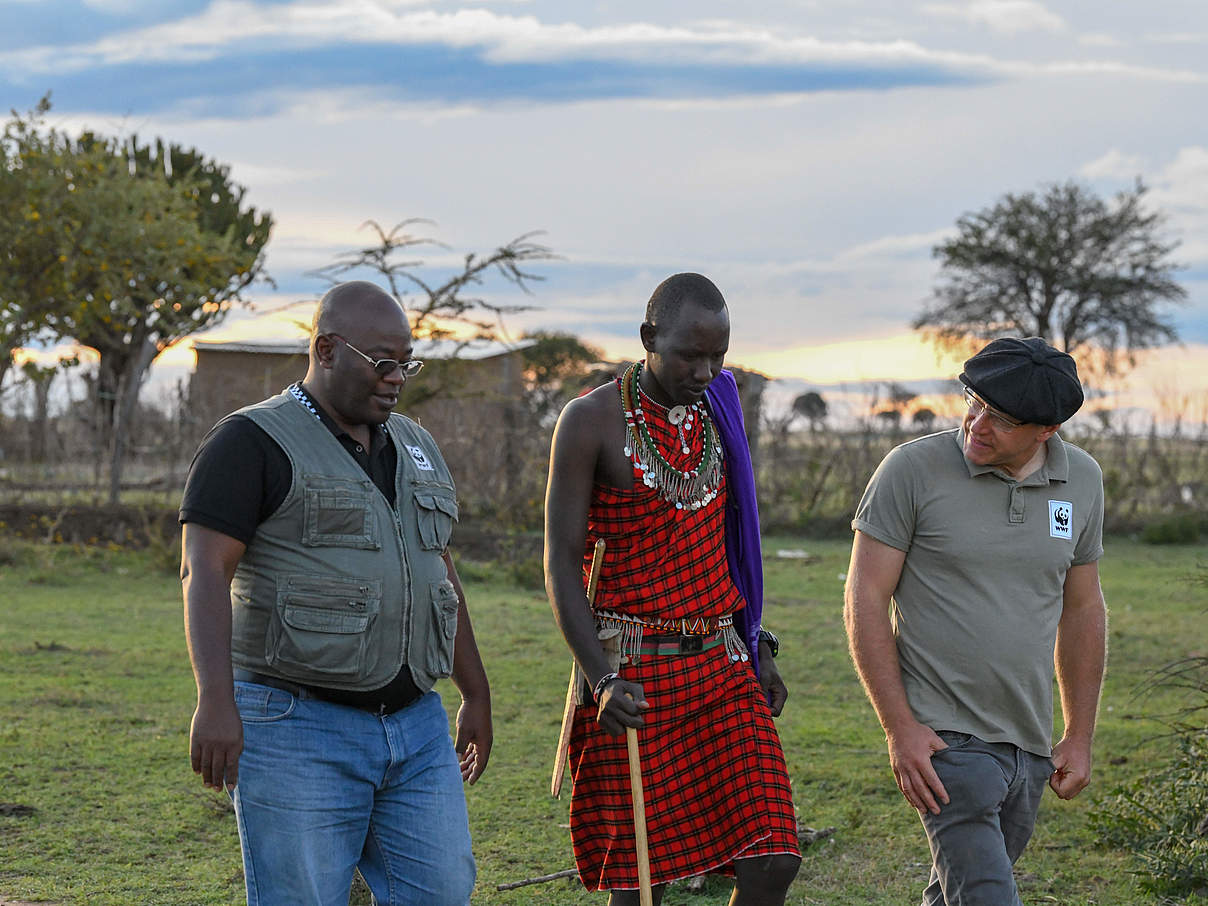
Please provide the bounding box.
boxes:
[0,535,1204,905]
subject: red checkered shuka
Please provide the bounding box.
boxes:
[568,380,799,890]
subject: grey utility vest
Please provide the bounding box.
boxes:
[228,391,460,693]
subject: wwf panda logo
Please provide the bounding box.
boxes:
[1048,500,1073,540]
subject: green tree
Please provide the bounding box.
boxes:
[519,330,603,423]
[0,96,88,396]
[0,97,273,502]
[915,180,1187,374]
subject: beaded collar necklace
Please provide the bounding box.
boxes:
[619,362,722,511]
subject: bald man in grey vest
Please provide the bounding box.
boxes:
[844,337,1107,906]
[181,281,491,906]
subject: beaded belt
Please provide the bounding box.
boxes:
[635,630,728,657]
[594,610,749,664]
[594,610,733,635]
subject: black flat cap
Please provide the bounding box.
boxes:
[959,337,1084,425]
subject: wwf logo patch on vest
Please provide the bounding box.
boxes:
[406,444,435,471]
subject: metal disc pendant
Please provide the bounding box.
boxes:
[667,405,687,426]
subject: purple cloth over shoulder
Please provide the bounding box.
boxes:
[705,370,765,682]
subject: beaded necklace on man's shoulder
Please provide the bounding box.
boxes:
[619,361,723,511]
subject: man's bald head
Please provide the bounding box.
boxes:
[303,281,415,432]
[312,281,409,350]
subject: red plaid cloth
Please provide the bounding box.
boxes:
[568,383,799,889]
[568,645,799,889]
[583,387,745,623]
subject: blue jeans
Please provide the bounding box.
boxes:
[231,683,476,906]
[920,731,1054,906]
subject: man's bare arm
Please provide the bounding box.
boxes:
[844,530,949,814]
[181,522,247,791]
[444,549,493,785]
[543,395,647,736]
[1050,560,1106,800]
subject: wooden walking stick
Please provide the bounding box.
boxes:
[551,538,606,798]
[626,713,653,906]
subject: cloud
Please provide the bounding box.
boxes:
[2,0,1202,125]
[834,228,954,263]
[1077,146,1208,268]
[1144,32,1208,45]
[80,0,162,12]
[1077,33,1122,48]
[6,1,1193,84]
[922,0,1065,35]
[1147,147,1208,263]
[3,3,993,72]
[1079,149,1146,182]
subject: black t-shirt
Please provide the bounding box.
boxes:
[180,384,422,709]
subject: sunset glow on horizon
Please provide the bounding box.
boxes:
[735,334,969,385]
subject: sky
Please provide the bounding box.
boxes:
[4,0,1208,423]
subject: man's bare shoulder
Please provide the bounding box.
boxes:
[558,381,621,426]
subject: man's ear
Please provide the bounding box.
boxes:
[639,321,656,353]
[313,334,337,369]
[1037,423,1062,442]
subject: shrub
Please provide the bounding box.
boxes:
[1091,656,1208,897]
[1091,730,1208,896]
[1140,512,1203,545]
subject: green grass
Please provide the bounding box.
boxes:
[0,536,1204,904]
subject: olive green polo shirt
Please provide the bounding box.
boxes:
[852,428,1104,756]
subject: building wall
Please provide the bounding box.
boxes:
[190,350,309,430]
[187,347,533,516]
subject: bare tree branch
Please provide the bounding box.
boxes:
[308,221,557,342]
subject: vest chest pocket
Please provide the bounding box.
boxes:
[421,578,459,677]
[412,482,459,551]
[267,574,383,681]
[302,477,380,550]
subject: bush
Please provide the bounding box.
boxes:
[1140,512,1203,545]
[1091,730,1208,896]
[1091,657,1208,897]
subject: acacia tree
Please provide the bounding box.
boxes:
[915,180,1187,374]
[791,391,828,432]
[310,218,554,342]
[1,98,272,501]
[67,133,271,500]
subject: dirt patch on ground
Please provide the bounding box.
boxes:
[1,898,57,905]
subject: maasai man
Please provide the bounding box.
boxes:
[544,273,801,905]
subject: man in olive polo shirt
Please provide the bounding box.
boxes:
[844,337,1107,906]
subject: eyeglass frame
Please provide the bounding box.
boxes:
[963,386,1024,432]
[329,334,424,380]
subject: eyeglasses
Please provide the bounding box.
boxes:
[964,387,1023,432]
[331,335,423,380]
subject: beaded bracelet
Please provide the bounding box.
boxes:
[592,672,621,704]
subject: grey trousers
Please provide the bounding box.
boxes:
[919,731,1054,906]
